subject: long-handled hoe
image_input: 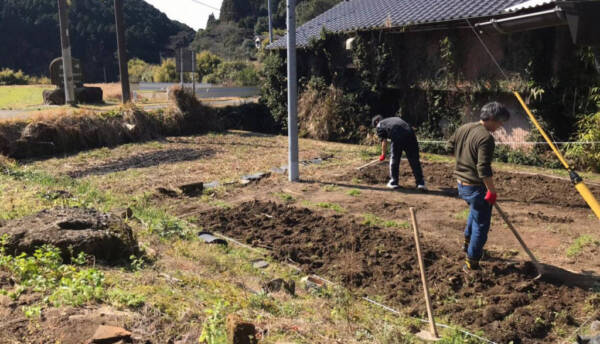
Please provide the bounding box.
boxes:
[494,202,544,279]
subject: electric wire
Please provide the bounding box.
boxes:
[189,0,220,11]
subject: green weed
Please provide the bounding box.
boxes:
[566,234,599,257]
[129,254,145,272]
[249,293,280,315]
[0,237,105,307]
[347,189,361,197]
[210,200,232,209]
[199,299,229,344]
[22,305,42,318]
[362,213,410,229]
[351,177,362,184]
[274,192,295,203]
[107,288,146,309]
[313,202,345,213]
[131,197,195,239]
[322,184,340,192]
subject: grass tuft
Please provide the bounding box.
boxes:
[347,189,361,197]
[566,234,599,258]
[362,213,410,229]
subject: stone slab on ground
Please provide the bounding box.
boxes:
[0,207,139,264]
[43,87,103,105]
[178,182,204,197]
[252,260,269,269]
[198,232,228,246]
[90,325,132,343]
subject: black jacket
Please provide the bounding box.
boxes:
[376,117,414,142]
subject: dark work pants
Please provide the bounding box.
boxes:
[389,134,424,186]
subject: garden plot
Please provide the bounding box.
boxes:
[195,200,598,344]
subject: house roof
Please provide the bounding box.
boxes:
[269,0,561,49]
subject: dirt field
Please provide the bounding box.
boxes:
[1,131,599,343]
[195,200,592,344]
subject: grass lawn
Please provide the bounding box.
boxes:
[0,85,50,109]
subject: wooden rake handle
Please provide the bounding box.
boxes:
[410,207,439,338]
[356,159,383,170]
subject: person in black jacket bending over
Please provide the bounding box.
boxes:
[372,115,427,191]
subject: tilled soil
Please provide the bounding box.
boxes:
[195,200,598,344]
[343,161,600,208]
[67,148,216,178]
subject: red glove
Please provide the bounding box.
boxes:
[484,191,497,205]
[379,154,385,162]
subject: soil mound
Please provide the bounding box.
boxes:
[344,161,600,208]
[195,200,596,344]
[0,207,138,264]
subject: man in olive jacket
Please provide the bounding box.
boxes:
[448,102,510,272]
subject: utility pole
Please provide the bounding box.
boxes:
[192,52,196,96]
[57,0,75,105]
[114,0,131,103]
[287,0,299,181]
[180,48,184,87]
[268,0,273,43]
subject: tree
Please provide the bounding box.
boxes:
[206,13,217,29]
[153,58,177,82]
[196,51,222,79]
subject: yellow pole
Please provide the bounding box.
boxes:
[513,91,600,221]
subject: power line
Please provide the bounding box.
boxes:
[189,0,220,12]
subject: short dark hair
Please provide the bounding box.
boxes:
[480,102,510,122]
[371,115,383,127]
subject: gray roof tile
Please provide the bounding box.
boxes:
[270,0,560,48]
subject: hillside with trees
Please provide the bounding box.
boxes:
[192,0,342,59]
[0,0,195,82]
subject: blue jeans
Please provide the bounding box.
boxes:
[458,183,492,261]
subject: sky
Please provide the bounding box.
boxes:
[142,0,223,31]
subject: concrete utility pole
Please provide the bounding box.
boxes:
[268,0,273,43]
[192,52,196,95]
[114,0,131,103]
[180,48,184,87]
[57,0,75,105]
[287,0,299,181]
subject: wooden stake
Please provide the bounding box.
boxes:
[410,207,440,339]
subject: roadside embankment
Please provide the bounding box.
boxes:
[0,89,276,160]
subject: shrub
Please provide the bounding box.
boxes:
[0,68,30,85]
[196,51,222,80]
[128,58,157,83]
[153,58,177,82]
[566,110,600,172]
[259,52,288,129]
[298,81,369,142]
[203,61,259,86]
[217,102,279,133]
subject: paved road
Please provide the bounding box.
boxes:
[136,82,259,99]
